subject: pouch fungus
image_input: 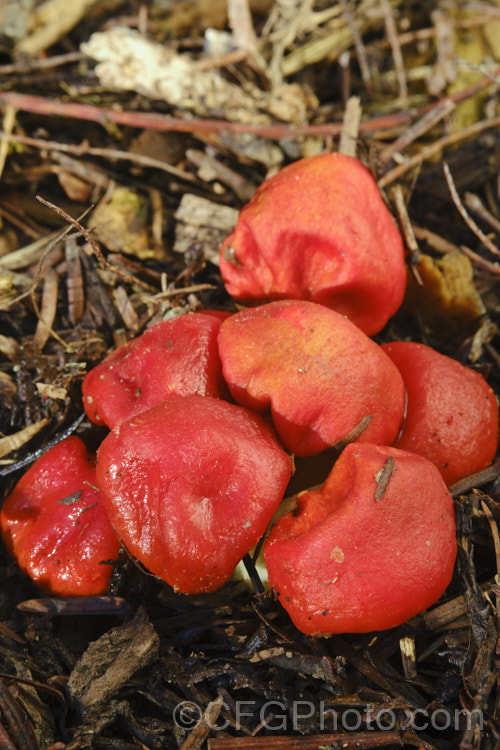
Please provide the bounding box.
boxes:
[96,394,293,594]
[382,341,499,485]
[217,299,405,457]
[219,152,406,336]
[264,443,457,635]
[0,437,120,596]
[82,312,227,429]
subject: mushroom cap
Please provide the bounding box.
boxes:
[218,299,405,457]
[382,341,499,484]
[82,312,228,429]
[96,395,293,594]
[219,152,406,336]
[0,436,120,596]
[264,442,457,635]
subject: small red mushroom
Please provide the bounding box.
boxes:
[96,395,293,594]
[217,299,405,457]
[219,153,406,336]
[264,443,457,635]
[82,312,228,429]
[0,437,120,597]
[382,341,499,485]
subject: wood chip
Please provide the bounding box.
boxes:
[338,95,361,157]
[67,607,160,720]
[399,636,417,680]
[112,285,140,332]
[180,695,225,750]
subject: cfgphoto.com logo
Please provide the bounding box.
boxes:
[173,700,483,733]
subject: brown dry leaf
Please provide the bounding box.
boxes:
[33,268,59,351]
[128,130,186,166]
[89,186,154,260]
[57,169,94,202]
[0,333,20,360]
[403,251,487,345]
[16,0,101,56]
[36,383,67,400]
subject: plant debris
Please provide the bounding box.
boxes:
[1,1,500,748]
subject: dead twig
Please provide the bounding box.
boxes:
[1,84,496,141]
[227,0,266,72]
[0,51,84,76]
[339,0,373,95]
[35,196,157,293]
[146,283,217,303]
[112,286,140,333]
[186,149,256,201]
[180,695,225,750]
[449,458,500,497]
[380,0,408,107]
[16,597,131,616]
[464,192,500,236]
[458,245,500,275]
[0,130,197,184]
[379,113,500,188]
[208,733,403,748]
[412,225,461,255]
[443,162,500,258]
[390,184,421,266]
[0,106,16,182]
[378,98,455,166]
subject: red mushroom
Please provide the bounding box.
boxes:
[264,443,457,635]
[82,312,228,429]
[0,437,120,596]
[382,341,499,485]
[219,153,406,336]
[96,395,293,594]
[217,299,405,457]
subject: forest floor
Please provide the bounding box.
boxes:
[1,1,500,748]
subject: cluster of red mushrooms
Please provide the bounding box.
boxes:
[2,153,498,636]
